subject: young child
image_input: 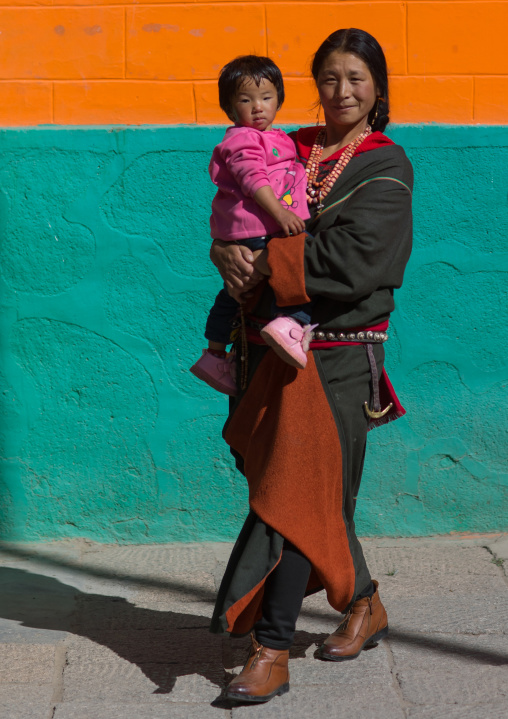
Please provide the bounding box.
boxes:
[190,55,315,396]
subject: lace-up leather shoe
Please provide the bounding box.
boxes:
[225,635,289,703]
[316,580,388,661]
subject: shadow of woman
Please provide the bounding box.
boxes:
[0,567,328,701]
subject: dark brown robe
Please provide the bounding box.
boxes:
[210,130,413,636]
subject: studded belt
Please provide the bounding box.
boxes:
[245,318,388,344]
[310,329,388,343]
[244,315,396,422]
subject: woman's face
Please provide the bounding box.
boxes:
[316,51,378,133]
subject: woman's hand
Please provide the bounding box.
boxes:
[210,240,264,302]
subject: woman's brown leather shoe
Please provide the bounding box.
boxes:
[316,580,388,661]
[225,635,290,703]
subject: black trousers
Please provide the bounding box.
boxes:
[254,541,375,650]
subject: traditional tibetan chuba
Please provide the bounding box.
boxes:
[306,125,372,210]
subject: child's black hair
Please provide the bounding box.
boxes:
[218,55,285,121]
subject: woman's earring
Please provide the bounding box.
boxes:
[315,103,322,126]
[372,97,384,125]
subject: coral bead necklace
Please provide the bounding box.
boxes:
[306,125,372,210]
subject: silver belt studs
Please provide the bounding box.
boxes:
[311,330,388,343]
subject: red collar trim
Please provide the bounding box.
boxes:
[294,126,394,163]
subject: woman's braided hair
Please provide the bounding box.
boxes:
[311,28,390,133]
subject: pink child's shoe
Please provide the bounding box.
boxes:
[190,350,238,396]
[260,318,317,369]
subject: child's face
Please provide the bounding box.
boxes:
[231,77,279,132]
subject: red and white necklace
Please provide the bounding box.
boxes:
[305,125,372,210]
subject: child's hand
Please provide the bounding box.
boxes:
[252,249,270,276]
[275,208,306,237]
[253,187,307,236]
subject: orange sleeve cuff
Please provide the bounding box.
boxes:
[266,233,311,307]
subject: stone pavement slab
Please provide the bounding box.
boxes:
[408,706,508,719]
[288,644,392,687]
[0,644,57,683]
[61,634,223,703]
[485,535,508,562]
[397,666,508,706]
[0,535,506,719]
[0,685,55,703]
[80,543,220,577]
[0,620,68,644]
[363,543,501,577]
[53,703,230,718]
[0,685,55,719]
[388,632,508,668]
[231,684,406,719]
[383,592,508,635]
[0,704,53,719]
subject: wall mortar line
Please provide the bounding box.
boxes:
[264,2,268,57]
[472,75,476,122]
[123,6,127,80]
[404,1,409,76]
[192,82,198,123]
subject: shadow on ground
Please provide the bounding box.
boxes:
[1,548,507,708]
[0,567,327,700]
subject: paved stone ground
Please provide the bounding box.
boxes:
[0,534,507,719]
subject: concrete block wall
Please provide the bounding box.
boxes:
[0,1,507,126]
[0,3,507,542]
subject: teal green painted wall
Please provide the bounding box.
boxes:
[0,125,506,542]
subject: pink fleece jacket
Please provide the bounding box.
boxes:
[209,125,310,241]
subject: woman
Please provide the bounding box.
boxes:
[209,28,413,703]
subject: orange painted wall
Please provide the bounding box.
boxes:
[0,1,507,126]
